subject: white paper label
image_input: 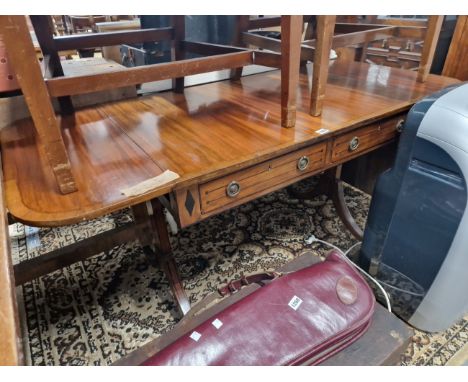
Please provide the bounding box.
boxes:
[189,331,202,342]
[316,128,330,135]
[9,224,23,238]
[212,319,223,329]
[25,226,41,251]
[288,295,303,311]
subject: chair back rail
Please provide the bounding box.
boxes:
[46,50,256,97]
[54,27,175,51]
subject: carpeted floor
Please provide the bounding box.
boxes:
[10,177,468,366]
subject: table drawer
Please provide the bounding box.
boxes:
[330,114,404,163]
[200,143,327,214]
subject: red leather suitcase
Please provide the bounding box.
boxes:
[140,251,375,366]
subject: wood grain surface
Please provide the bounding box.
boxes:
[1,60,459,227]
[442,16,468,80]
[0,164,22,365]
[417,16,444,82]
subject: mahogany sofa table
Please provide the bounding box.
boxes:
[1,60,458,320]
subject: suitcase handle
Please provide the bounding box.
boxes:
[183,271,282,320]
[217,272,282,297]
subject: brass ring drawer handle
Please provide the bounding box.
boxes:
[226,181,241,198]
[297,156,310,171]
[396,119,405,133]
[348,136,360,152]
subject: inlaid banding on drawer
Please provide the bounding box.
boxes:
[331,115,403,163]
[200,143,326,214]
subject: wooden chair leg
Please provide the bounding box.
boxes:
[230,15,250,80]
[135,200,191,316]
[281,15,303,128]
[29,15,74,114]
[310,15,336,117]
[356,36,370,63]
[172,15,185,93]
[417,16,444,83]
[304,16,316,40]
[442,16,468,77]
[0,16,77,194]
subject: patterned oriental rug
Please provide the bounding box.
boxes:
[10,177,468,366]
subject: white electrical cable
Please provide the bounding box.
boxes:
[342,241,424,297]
[305,235,392,313]
[343,241,362,257]
[305,235,342,253]
[375,280,425,297]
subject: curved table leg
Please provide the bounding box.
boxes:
[159,254,191,316]
[151,199,191,316]
[329,168,364,241]
[142,246,191,317]
[133,200,191,317]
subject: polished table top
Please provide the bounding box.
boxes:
[0,60,459,226]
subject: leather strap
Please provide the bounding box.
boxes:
[217,272,282,297]
[184,271,283,320]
